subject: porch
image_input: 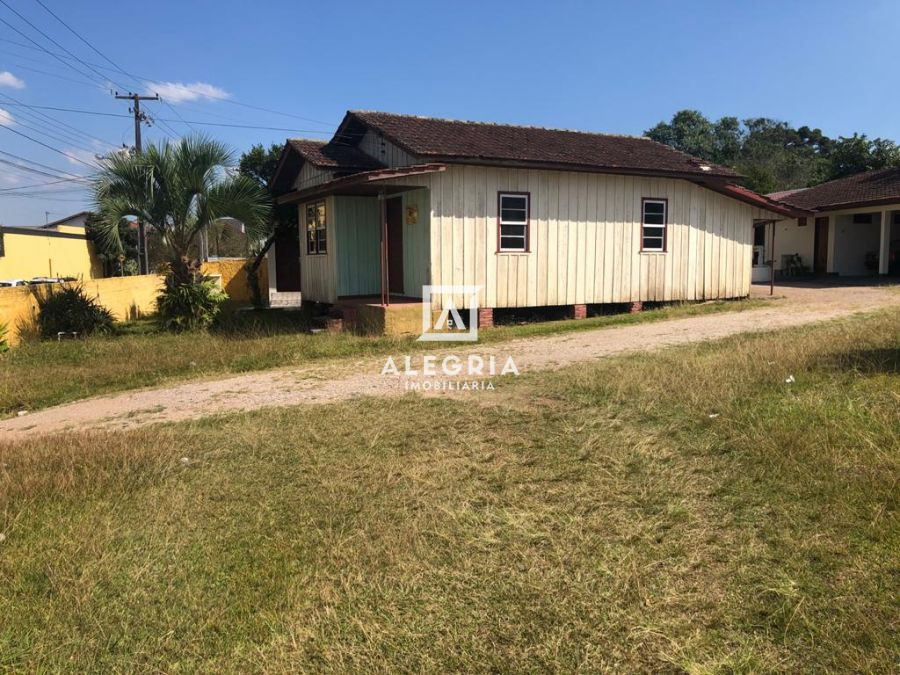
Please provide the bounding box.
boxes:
[754,205,900,280]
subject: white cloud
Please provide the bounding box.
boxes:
[0,71,25,89]
[0,107,14,126]
[144,80,230,104]
[63,148,100,167]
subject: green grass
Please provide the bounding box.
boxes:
[0,298,763,415]
[0,310,896,671]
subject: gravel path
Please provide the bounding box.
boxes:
[2,281,897,439]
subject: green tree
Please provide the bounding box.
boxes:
[238,142,298,307]
[91,136,270,288]
[828,134,900,179]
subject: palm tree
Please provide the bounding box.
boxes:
[91,136,270,286]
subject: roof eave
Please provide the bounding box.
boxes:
[426,156,738,181]
[276,163,447,205]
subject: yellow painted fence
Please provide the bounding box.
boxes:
[0,258,267,347]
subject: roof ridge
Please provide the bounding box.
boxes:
[349,110,651,141]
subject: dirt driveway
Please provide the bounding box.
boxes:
[1,280,897,439]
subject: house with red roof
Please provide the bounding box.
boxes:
[762,169,900,278]
[267,111,802,329]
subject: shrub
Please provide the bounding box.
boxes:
[156,278,228,332]
[0,321,8,353]
[32,284,115,339]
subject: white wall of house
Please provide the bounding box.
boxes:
[771,218,815,272]
[383,165,771,310]
[832,214,881,275]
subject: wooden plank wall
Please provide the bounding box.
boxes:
[299,196,337,303]
[358,130,417,168]
[390,166,759,309]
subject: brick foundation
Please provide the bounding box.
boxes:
[478,307,494,328]
[571,303,587,320]
[629,301,643,313]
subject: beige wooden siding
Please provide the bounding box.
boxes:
[293,163,334,191]
[383,166,757,309]
[358,129,417,168]
[299,196,338,303]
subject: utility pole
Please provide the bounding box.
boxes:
[115,91,158,274]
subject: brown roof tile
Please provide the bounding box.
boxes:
[344,111,739,179]
[768,168,900,211]
[287,139,384,171]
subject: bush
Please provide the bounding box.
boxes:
[33,284,115,339]
[0,322,8,353]
[156,278,228,332]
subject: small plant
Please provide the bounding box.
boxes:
[156,277,228,332]
[0,321,8,352]
[32,283,115,339]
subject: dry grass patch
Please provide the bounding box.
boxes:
[0,309,896,672]
[0,298,765,416]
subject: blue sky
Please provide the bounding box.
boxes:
[1,0,898,224]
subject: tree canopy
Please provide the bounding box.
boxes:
[645,110,900,194]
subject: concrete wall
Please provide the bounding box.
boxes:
[0,228,103,280]
[832,215,881,276]
[0,275,163,346]
[770,218,815,271]
[202,258,268,304]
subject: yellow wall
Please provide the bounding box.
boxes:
[0,229,103,280]
[0,275,162,347]
[202,258,268,304]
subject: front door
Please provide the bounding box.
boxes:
[386,198,404,295]
[814,217,829,274]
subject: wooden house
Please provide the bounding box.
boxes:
[268,111,800,327]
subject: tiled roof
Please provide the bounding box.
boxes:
[712,183,810,217]
[344,111,739,179]
[768,168,900,211]
[287,139,384,171]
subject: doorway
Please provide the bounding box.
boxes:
[814,217,829,274]
[385,197,404,294]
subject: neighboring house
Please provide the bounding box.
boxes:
[763,169,900,277]
[268,111,800,323]
[0,211,104,281]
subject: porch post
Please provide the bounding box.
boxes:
[769,220,776,295]
[379,191,389,306]
[879,209,891,275]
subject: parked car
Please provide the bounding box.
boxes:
[0,279,27,287]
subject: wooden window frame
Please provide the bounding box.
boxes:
[305,200,327,255]
[640,198,668,253]
[497,191,530,253]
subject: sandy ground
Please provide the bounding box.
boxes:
[2,280,897,440]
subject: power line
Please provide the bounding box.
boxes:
[0,124,98,168]
[0,92,117,148]
[0,178,82,192]
[0,149,90,181]
[0,35,335,128]
[0,102,331,133]
[0,0,128,89]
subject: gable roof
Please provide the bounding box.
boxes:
[271,139,385,193]
[768,168,900,211]
[287,139,384,171]
[336,111,740,180]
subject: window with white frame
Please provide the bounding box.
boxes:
[641,199,667,252]
[498,192,529,252]
[305,200,326,254]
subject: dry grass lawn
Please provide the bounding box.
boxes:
[0,310,897,672]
